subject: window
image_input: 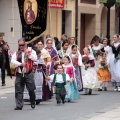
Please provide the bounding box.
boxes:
[81,0,96,4]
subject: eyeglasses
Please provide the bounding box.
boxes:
[19,44,25,47]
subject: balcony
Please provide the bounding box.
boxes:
[81,0,96,4]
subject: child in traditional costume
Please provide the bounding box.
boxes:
[97,53,111,91]
[46,64,71,105]
[70,45,83,91]
[63,56,80,102]
[82,47,98,95]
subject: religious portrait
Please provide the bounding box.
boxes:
[24,0,38,24]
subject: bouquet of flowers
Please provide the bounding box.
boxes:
[46,64,50,76]
[82,55,89,70]
[54,62,59,70]
[10,65,16,75]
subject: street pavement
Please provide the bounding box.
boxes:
[0,76,120,120]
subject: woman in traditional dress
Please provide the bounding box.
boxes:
[89,35,103,91]
[24,50,46,104]
[63,55,80,101]
[70,45,83,91]
[110,34,120,91]
[45,38,59,94]
[37,41,52,100]
[58,40,69,62]
[45,38,59,75]
[82,47,98,95]
[98,38,112,91]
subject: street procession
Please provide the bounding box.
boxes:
[1,0,120,120]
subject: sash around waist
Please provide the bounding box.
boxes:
[55,83,65,88]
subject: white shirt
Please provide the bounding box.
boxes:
[49,74,70,83]
[11,49,37,73]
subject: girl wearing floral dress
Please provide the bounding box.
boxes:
[70,45,83,91]
[63,56,80,102]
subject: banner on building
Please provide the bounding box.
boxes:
[48,0,64,8]
[17,0,48,44]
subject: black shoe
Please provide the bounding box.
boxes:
[14,107,22,110]
[62,100,65,104]
[2,84,6,86]
[88,89,92,95]
[31,102,35,109]
[104,87,107,91]
[98,88,102,91]
[36,100,40,105]
[68,100,71,102]
[57,101,61,105]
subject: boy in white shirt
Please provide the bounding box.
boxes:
[46,64,71,105]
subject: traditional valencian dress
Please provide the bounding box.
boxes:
[23,57,47,104]
[63,64,80,101]
[90,43,103,70]
[70,52,83,91]
[97,58,111,89]
[58,47,69,60]
[110,42,120,90]
[82,54,98,93]
[45,47,59,75]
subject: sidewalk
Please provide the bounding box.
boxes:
[88,106,120,120]
[0,76,15,95]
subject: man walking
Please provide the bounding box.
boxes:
[11,38,37,110]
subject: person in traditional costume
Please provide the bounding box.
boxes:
[70,45,83,91]
[11,38,37,110]
[58,40,69,63]
[97,53,111,91]
[24,49,46,105]
[98,38,112,91]
[37,41,52,100]
[63,56,80,102]
[89,35,103,91]
[45,38,59,75]
[45,38,59,94]
[46,64,71,105]
[82,47,98,95]
[110,34,120,91]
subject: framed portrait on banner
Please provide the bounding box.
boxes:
[24,0,38,24]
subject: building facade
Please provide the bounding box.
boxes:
[78,0,115,53]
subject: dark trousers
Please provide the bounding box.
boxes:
[1,69,5,84]
[15,72,36,108]
[56,87,66,103]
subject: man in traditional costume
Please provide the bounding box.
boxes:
[11,38,37,110]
